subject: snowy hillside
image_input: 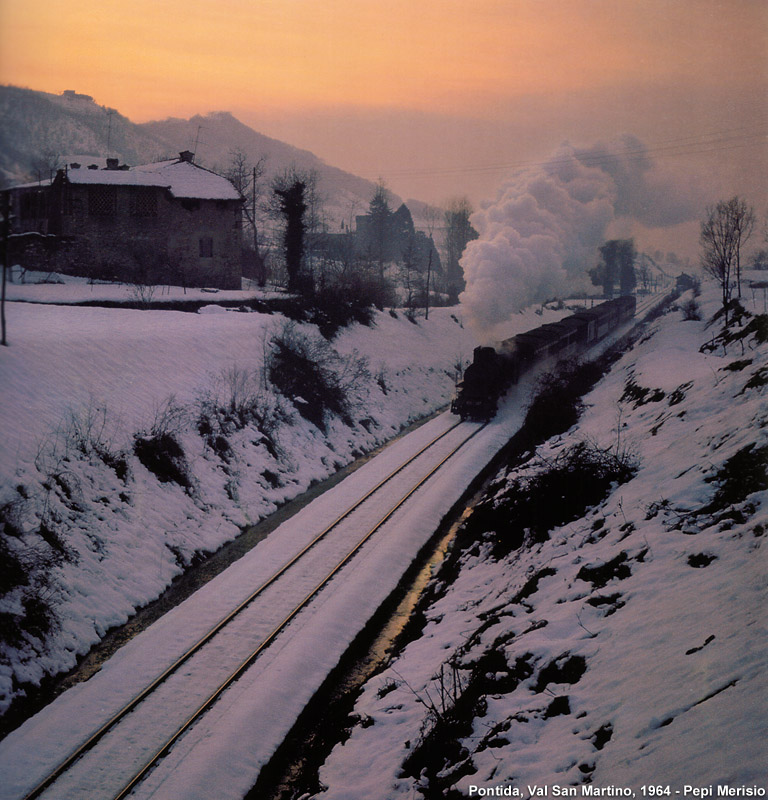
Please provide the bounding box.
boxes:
[0,277,484,718]
[309,280,768,797]
[0,275,571,726]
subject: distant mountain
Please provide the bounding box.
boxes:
[0,85,407,228]
[139,110,390,226]
[0,86,170,182]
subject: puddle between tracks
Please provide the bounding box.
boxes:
[250,505,474,800]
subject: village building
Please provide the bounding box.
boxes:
[7,152,243,289]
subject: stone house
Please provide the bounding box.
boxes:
[8,152,243,289]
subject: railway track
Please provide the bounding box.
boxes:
[17,417,485,800]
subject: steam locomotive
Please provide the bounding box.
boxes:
[451,295,636,421]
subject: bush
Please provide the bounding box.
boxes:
[133,396,193,489]
[0,504,61,649]
[681,298,702,321]
[197,367,285,459]
[280,273,394,338]
[38,402,129,480]
[621,379,665,407]
[704,443,768,512]
[462,440,639,556]
[267,323,369,430]
[523,358,606,444]
[134,432,192,489]
[309,274,389,337]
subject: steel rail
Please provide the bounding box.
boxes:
[20,419,465,800]
[111,421,486,800]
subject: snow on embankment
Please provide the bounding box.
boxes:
[0,295,482,716]
[312,282,768,798]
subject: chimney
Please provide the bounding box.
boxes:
[70,163,81,169]
[106,158,120,170]
[179,150,194,163]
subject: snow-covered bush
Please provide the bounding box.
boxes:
[462,439,640,556]
[196,366,287,460]
[267,322,370,430]
[133,396,193,490]
[681,297,702,320]
[522,356,613,445]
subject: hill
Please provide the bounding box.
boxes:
[0,85,403,227]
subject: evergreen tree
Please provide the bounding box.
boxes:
[367,181,393,278]
[273,178,308,294]
[590,238,636,298]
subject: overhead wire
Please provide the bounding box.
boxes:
[362,124,768,181]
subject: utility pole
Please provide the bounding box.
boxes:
[1,191,10,346]
[193,125,204,161]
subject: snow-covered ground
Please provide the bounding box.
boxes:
[310,281,768,797]
[0,273,573,717]
[4,271,763,799]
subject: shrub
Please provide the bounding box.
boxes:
[134,432,192,489]
[681,298,702,321]
[133,396,193,489]
[462,440,639,556]
[197,367,285,459]
[0,508,61,649]
[741,314,768,344]
[280,273,394,338]
[621,379,665,407]
[267,323,369,430]
[704,443,768,512]
[37,402,129,480]
[309,274,386,336]
[523,358,606,444]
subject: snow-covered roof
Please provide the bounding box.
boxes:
[63,158,241,201]
[8,178,53,190]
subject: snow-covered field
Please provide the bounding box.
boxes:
[0,273,574,717]
[310,281,768,797]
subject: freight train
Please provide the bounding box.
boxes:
[451,295,636,421]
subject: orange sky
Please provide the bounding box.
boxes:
[1,0,766,213]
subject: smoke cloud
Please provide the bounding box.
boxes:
[459,136,698,337]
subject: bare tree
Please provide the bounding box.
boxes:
[421,205,442,319]
[30,146,63,184]
[701,196,755,320]
[399,236,422,319]
[225,149,268,285]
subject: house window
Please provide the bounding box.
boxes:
[88,186,117,216]
[130,188,158,217]
[199,237,214,258]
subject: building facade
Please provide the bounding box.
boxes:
[9,152,244,289]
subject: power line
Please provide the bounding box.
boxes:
[366,125,768,181]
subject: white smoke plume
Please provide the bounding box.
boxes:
[459,136,698,337]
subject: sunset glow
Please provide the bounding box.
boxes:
[1,0,766,209]
[2,0,765,118]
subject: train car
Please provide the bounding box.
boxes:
[451,295,636,421]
